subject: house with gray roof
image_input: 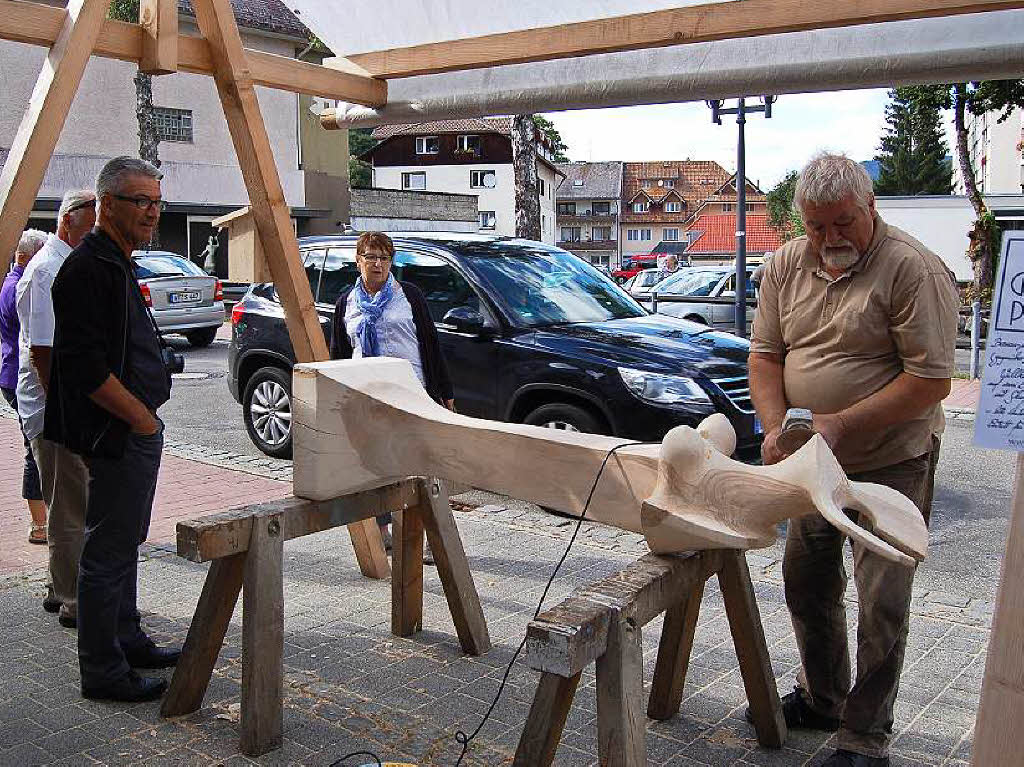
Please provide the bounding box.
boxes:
[555,161,623,269]
[0,0,348,278]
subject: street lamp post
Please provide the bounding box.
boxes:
[707,96,775,338]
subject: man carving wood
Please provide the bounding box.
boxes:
[747,153,958,767]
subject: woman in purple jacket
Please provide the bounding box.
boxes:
[0,230,48,544]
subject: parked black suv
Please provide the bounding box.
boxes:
[228,233,761,459]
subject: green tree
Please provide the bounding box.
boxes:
[348,127,375,188]
[532,115,570,163]
[873,88,951,196]
[907,80,1024,299]
[766,170,804,242]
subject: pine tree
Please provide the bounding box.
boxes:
[874,88,951,196]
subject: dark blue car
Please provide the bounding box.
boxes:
[228,233,761,459]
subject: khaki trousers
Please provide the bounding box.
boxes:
[31,436,89,620]
[783,436,939,758]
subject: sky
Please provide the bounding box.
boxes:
[542,88,956,191]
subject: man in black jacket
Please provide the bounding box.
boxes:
[46,156,180,703]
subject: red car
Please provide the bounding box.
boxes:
[612,254,659,283]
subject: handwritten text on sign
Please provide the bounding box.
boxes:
[975,233,1024,451]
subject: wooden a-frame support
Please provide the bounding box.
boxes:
[0,0,389,578]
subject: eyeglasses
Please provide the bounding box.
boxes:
[112,194,166,212]
[358,253,392,263]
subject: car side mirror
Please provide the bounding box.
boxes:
[443,306,488,334]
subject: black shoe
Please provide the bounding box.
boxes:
[58,612,77,629]
[820,749,890,766]
[124,643,181,669]
[745,687,840,732]
[82,671,168,702]
[42,595,61,614]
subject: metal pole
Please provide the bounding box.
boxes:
[735,98,747,338]
[651,291,658,315]
[970,300,982,379]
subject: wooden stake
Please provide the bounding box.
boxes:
[647,579,704,720]
[595,611,646,766]
[391,505,425,637]
[139,0,177,74]
[189,0,388,579]
[973,454,1024,767]
[241,514,284,756]
[0,0,110,272]
[513,672,582,767]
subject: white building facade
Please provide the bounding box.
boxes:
[953,107,1024,195]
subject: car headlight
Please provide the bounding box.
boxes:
[618,367,711,407]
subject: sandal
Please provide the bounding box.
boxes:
[28,524,47,545]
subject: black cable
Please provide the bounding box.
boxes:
[452,439,651,766]
[330,751,382,766]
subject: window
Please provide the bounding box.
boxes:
[665,201,682,213]
[592,226,612,241]
[402,172,426,190]
[456,134,480,154]
[626,229,652,241]
[663,228,679,241]
[723,203,734,212]
[317,247,360,306]
[470,170,497,189]
[557,202,576,215]
[592,201,611,215]
[632,201,649,213]
[415,136,439,154]
[479,210,496,230]
[560,226,582,242]
[393,251,481,324]
[154,107,193,143]
[539,178,546,197]
[301,248,326,300]
[664,179,675,188]
[572,179,584,186]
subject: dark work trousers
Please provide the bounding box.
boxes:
[1,386,43,501]
[78,424,163,687]
[783,435,940,758]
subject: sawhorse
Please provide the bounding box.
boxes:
[160,477,490,756]
[515,549,786,765]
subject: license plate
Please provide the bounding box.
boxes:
[169,290,201,304]
[753,415,763,434]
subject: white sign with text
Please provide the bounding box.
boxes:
[975,232,1024,451]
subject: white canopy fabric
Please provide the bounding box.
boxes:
[285,2,1024,128]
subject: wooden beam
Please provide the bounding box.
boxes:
[347,0,1024,78]
[0,0,109,272]
[139,0,177,74]
[513,672,582,767]
[0,0,386,105]
[647,579,704,720]
[391,505,425,637]
[595,611,647,767]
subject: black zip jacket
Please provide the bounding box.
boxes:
[330,281,454,404]
[44,229,141,458]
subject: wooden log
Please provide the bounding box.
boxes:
[973,454,1024,767]
[0,0,109,272]
[175,481,418,563]
[420,478,491,655]
[347,0,1024,78]
[347,517,391,580]
[139,0,177,74]
[718,550,786,749]
[0,0,386,105]
[240,513,284,756]
[647,579,705,721]
[596,611,646,767]
[161,553,245,717]
[512,672,581,767]
[391,504,424,637]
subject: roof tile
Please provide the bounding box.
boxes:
[370,118,513,141]
[177,0,309,40]
[685,213,783,254]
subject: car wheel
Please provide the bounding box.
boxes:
[524,403,604,434]
[243,366,293,458]
[185,326,218,347]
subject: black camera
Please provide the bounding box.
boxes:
[161,346,184,377]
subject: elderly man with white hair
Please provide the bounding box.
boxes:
[746,153,958,766]
[16,191,96,628]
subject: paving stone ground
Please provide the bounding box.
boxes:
[0,393,990,766]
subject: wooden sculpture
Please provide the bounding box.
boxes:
[293,358,927,566]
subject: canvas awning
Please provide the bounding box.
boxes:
[278,1,1024,128]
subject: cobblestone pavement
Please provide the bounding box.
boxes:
[0,397,992,766]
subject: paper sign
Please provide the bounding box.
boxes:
[975,232,1024,450]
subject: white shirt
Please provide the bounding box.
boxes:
[345,281,425,386]
[16,234,72,440]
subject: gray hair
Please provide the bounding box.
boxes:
[95,156,162,198]
[58,188,96,221]
[17,229,48,257]
[793,152,874,214]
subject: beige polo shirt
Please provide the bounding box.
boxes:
[750,215,958,473]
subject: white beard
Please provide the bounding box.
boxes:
[820,245,860,272]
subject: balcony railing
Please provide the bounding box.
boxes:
[555,211,618,220]
[558,239,618,249]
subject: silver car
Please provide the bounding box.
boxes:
[133,251,225,347]
[621,267,665,302]
[650,265,756,333]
